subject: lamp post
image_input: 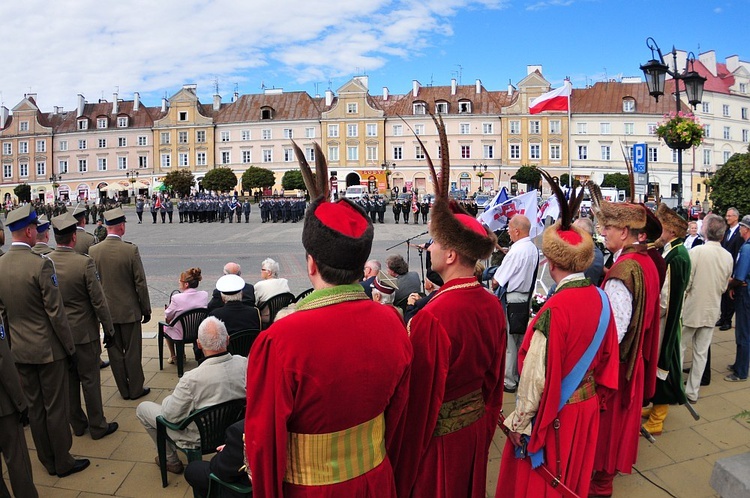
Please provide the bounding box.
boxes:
[640,37,706,208]
[473,163,488,192]
[49,172,63,202]
[381,161,396,197]
[126,170,139,199]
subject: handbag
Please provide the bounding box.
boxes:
[507,301,531,335]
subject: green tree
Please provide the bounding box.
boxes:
[241,166,276,192]
[202,167,238,193]
[511,165,541,190]
[601,172,631,197]
[14,183,31,203]
[559,173,581,189]
[281,170,307,191]
[709,146,750,214]
[162,169,195,198]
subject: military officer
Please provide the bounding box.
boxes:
[0,204,89,478]
[71,205,97,255]
[242,199,252,223]
[89,208,152,401]
[393,199,401,224]
[31,215,54,255]
[50,213,119,440]
[165,196,174,223]
[401,197,411,223]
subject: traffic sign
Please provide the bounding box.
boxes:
[634,184,647,195]
[633,143,647,174]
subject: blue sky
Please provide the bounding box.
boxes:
[0,0,747,111]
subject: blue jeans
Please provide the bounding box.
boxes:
[734,289,750,379]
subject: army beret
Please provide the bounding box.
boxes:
[6,204,40,232]
[216,274,245,295]
[36,215,51,233]
[51,213,78,235]
[103,207,127,226]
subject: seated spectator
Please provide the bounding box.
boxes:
[206,262,256,312]
[404,269,443,324]
[136,317,247,475]
[254,258,291,305]
[360,259,381,299]
[371,271,401,317]
[184,419,250,498]
[208,274,261,335]
[163,268,209,364]
[386,254,421,310]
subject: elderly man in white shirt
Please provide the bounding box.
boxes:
[493,214,538,393]
[254,257,291,306]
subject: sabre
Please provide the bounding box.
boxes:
[640,426,657,443]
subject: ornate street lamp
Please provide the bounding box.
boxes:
[381,161,396,196]
[49,172,63,201]
[126,170,139,198]
[640,37,707,207]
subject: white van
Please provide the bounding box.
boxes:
[345,185,367,201]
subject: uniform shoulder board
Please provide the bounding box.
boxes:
[51,273,59,287]
[123,240,134,245]
[0,323,5,340]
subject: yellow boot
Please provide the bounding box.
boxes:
[642,404,669,436]
[641,405,652,419]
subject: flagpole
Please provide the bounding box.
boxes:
[566,79,572,186]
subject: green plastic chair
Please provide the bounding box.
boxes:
[207,472,252,497]
[158,307,209,377]
[156,398,246,488]
[227,329,261,357]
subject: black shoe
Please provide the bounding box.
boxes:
[503,385,517,394]
[130,387,151,400]
[716,319,724,327]
[700,379,711,387]
[720,323,732,331]
[92,422,119,440]
[58,459,90,477]
[73,426,87,437]
[682,367,690,374]
[100,360,110,369]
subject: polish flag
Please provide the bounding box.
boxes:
[529,81,571,114]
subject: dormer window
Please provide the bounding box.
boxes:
[97,117,108,129]
[77,119,88,130]
[179,111,188,121]
[413,102,426,115]
[623,98,636,113]
[261,107,274,120]
[117,116,128,127]
[458,100,472,114]
[347,103,358,114]
[435,101,449,114]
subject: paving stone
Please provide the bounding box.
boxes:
[652,458,717,498]
[710,451,750,498]
[53,458,134,495]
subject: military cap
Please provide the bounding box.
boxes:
[36,215,51,233]
[372,270,399,295]
[103,207,127,226]
[216,274,245,295]
[51,212,78,235]
[71,205,87,219]
[5,204,40,232]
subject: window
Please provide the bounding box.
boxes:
[601,145,611,160]
[703,149,712,166]
[577,122,587,134]
[702,102,710,113]
[623,99,635,112]
[509,121,521,134]
[414,124,424,135]
[59,160,68,174]
[118,157,127,170]
[221,151,231,164]
[283,148,294,162]
[347,146,358,161]
[306,147,315,162]
[392,146,403,160]
[724,126,731,140]
[118,137,127,147]
[549,120,561,134]
[742,108,748,120]
[366,124,377,137]
[366,146,378,161]
[19,141,28,154]
[3,164,11,178]
[550,144,561,160]
[262,149,272,162]
[461,145,471,159]
[2,143,10,155]
[724,151,732,163]
[179,111,188,121]
[510,144,520,160]
[78,159,87,173]
[161,154,171,168]
[648,147,658,163]
[437,146,442,159]
[97,118,107,129]
[196,130,206,143]
[261,129,272,140]
[327,124,339,138]
[392,124,403,136]
[160,132,170,145]
[723,104,730,117]
[529,121,541,134]
[600,122,611,134]
[283,128,293,139]
[179,153,189,167]
[459,123,471,135]
[78,140,87,150]
[347,124,358,137]
[648,123,658,135]
[577,145,588,160]
[328,146,339,161]
[117,117,128,127]
[743,129,749,143]
[196,152,206,166]
[220,131,230,142]
[415,145,425,160]
[305,127,315,139]
[97,158,107,171]
[704,124,711,138]
[241,150,251,163]
[261,108,273,120]
[435,102,448,114]
[529,144,540,160]
[458,101,471,113]
[59,141,68,151]
[671,149,679,163]
[483,123,494,134]
[483,144,494,159]
[36,140,46,153]
[138,156,148,169]
[138,136,148,146]
[98,139,107,148]
[19,121,29,132]
[77,119,88,130]
[741,83,748,93]
[19,163,29,177]
[624,122,635,135]
[347,103,357,114]
[241,130,251,141]
[36,161,45,176]
[413,102,426,115]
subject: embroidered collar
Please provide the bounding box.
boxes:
[295,284,369,312]
[432,276,481,301]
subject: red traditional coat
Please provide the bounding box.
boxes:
[594,245,660,475]
[244,285,413,498]
[394,277,506,498]
[496,280,619,498]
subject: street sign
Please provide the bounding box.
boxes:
[633,143,647,174]
[635,173,648,185]
[634,184,647,195]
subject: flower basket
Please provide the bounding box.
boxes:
[656,112,704,150]
[531,293,547,315]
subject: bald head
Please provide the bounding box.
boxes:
[509,215,531,242]
[223,262,241,276]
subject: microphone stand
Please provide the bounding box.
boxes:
[386,230,429,268]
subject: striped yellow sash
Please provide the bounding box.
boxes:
[284,413,386,486]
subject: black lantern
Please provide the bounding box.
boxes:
[683,70,707,108]
[640,59,669,102]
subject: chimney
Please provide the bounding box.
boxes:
[113,93,119,114]
[726,55,740,73]
[133,92,140,111]
[475,79,481,94]
[325,89,333,107]
[354,75,369,89]
[0,106,8,129]
[451,78,457,95]
[161,97,168,113]
[76,94,85,117]
[25,93,38,103]
[527,65,543,75]
[233,90,239,103]
[382,87,389,101]
[508,80,514,96]
[53,106,63,114]
[213,93,221,111]
[699,51,717,76]
[412,80,420,97]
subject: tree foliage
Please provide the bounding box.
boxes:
[14,183,31,203]
[559,173,581,189]
[511,165,541,190]
[202,167,238,193]
[241,166,276,192]
[601,173,631,197]
[162,170,195,198]
[709,147,750,215]
[281,170,307,191]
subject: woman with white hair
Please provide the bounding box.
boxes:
[254,257,291,306]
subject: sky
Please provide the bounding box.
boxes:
[1,0,748,112]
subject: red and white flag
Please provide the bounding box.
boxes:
[529,80,571,114]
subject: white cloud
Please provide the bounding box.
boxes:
[0,0,504,110]
[526,0,574,11]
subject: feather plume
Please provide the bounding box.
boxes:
[539,168,572,229]
[568,183,586,219]
[431,113,451,199]
[399,114,440,197]
[313,142,329,199]
[292,140,319,198]
[586,180,604,216]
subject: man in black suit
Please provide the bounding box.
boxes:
[207,262,255,312]
[719,208,744,330]
[360,259,381,299]
[184,419,249,498]
[208,275,261,335]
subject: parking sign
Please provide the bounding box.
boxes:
[633,143,647,174]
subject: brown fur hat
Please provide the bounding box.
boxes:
[430,198,497,261]
[656,203,688,239]
[594,202,647,230]
[542,221,594,272]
